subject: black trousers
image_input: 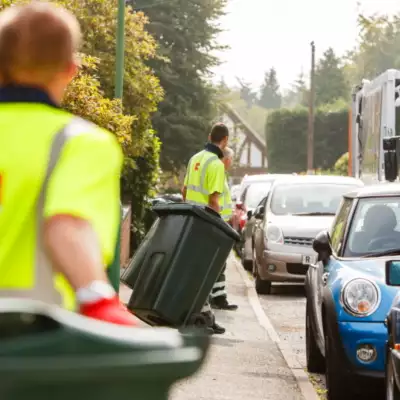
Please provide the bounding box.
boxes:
[210,263,227,301]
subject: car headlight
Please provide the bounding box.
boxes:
[341,278,381,317]
[265,224,283,244]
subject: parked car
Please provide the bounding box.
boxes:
[251,175,363,294]
[385,260,400,400]
[231,174,291,254]
[237,173,292,202]
[305,184,400,400]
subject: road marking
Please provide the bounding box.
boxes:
[232,256,320,400]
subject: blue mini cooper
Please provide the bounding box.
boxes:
[305,184,400,400]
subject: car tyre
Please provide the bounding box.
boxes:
[255,275,271,295]
[325,332,353,400]
[253,248,272,295]
[241,248,253,272]
[305,300,325,373]
[386,351,400,400]
[234,233,242,257]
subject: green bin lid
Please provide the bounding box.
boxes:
[152,203,240,241]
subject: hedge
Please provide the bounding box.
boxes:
[266,107,348,173]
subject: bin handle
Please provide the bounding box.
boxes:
[204,206,221,219]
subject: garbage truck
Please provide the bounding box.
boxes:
[349,69,400,183]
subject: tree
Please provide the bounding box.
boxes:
[130,0,227,171]
[258,68,281,109]
[282,71,308,108]
[63,55,134,155]
[344,14,400,85]
[236,77,257,108]
[314,48,349,106]
[265,106,348,173]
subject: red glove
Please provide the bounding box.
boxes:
[79,296,139,326]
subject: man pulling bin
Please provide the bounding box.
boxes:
[210,147,238,311]
[182,123,234,334]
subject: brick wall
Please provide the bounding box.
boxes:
[120,205,131,268]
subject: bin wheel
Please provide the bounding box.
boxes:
[187,314,208,328]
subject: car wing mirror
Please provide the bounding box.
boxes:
[312,230,332,261]
[386,261,400,286]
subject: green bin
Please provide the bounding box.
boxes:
[121,203,240,327]
[0,299,209,400]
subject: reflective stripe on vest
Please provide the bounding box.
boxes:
[0,118,89,306]
[186,150,219,205]
[220,178,232,221]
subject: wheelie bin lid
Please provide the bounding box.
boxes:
[0,298,183,349]
[152,203,240,241]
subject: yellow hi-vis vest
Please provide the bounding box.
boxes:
[0,104,122,310]
[184,149,225,208]
[220,176,233,222]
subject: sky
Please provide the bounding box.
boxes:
[212,0,399,92]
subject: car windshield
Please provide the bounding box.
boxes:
[345,197,400,257]
[270,183,358,216]
[245,182,273,209]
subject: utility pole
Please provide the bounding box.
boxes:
[115,0,126,100]
[307,41,316,174]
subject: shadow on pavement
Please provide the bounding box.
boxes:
[269,283,306,297]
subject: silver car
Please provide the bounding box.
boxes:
[246,175,364,294]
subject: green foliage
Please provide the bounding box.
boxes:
[236,78,258,108]
[333,152,349,176]
[282,71,308,109]
[130,0,227,171]
[266,107,348,173]
[63,55,134,153]
[221,90,269,139]
[258,68,282,109]
[344,14,400,85]
[298,153,349,176]
[61,0,164,248]
[314,48,349,106]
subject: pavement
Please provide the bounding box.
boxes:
[120,254,317,400]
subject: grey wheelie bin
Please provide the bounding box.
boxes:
[0,298,210,400]
[121,203,240,328]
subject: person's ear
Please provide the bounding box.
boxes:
[65,60,78,84]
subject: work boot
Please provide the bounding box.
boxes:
[210,297,238,311]
[211,322,226,335]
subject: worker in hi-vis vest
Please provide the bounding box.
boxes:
[0,2,138,326]
[182,123,229,335]
[210,147,238,311]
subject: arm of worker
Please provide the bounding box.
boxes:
[43,127,137,326]
[206,160,225,213]
[182,162,190,202]
[182,186,187,202]
[208,192,220,213]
